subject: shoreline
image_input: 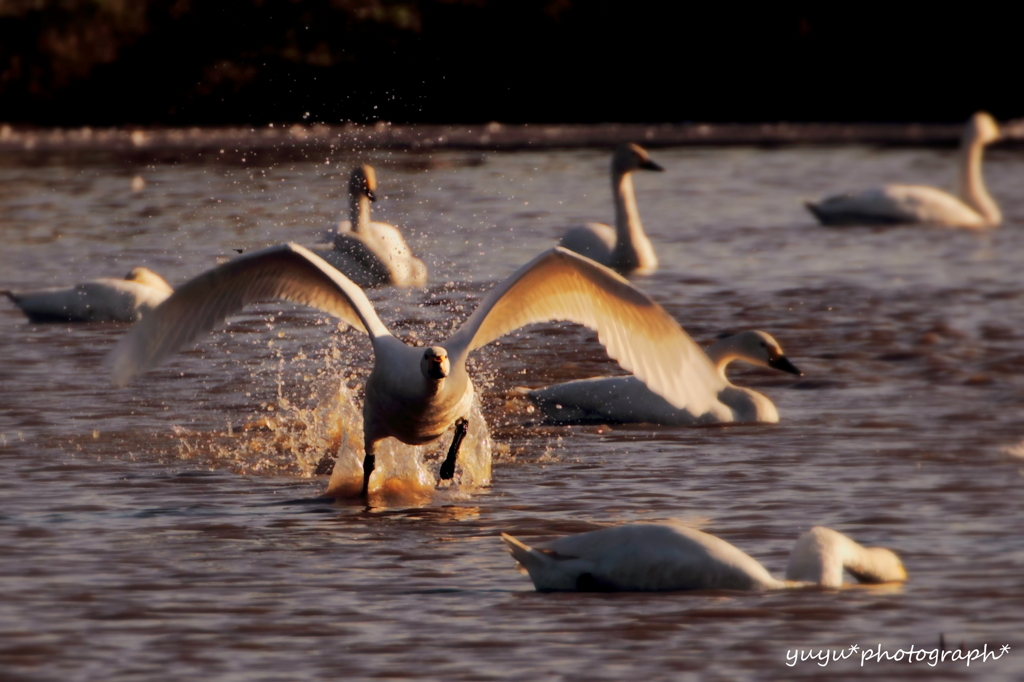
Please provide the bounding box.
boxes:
[2,120,1023,157]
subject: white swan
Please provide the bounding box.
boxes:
[559,143,663,274]
[2,267,173,323]
[522,330,801,425]
[502,523,907,592]
[806,112,1002,228]
[108,244,723,497]
[310,164,428,287]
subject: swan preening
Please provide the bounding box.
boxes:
[502,523,907,592]
[108,243,723,498]
[2,267,173,323]
[559,143,663,275]
[806,112,1002,228]
[522,330,801,425]
[311,164,428,288]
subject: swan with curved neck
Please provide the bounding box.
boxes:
[108,244,725,499]
[312,164,428,287]
[522,330,801,425]
[2,267,173,323]
[503,523,907,592]
[559,143,663,274]
[806,112,1002,228]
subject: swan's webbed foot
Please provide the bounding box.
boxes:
[360,453,376,497]
[439,418,469,480]
[313,453,336,476]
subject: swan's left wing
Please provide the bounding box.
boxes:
[445,247,724,412]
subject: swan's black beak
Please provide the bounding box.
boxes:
[366,189,377,202]
[769,355,802,376]
[427,357,447,379]
[641,159,664,172]
[424,348,450,380]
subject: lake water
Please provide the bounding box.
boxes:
[1,141,1022,680]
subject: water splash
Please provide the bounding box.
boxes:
[324,396,493,505]
[170,372,491,505]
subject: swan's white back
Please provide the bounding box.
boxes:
[503,523,784,592]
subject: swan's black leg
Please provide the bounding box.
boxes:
[360,452,376,497]
[439,418,469,480]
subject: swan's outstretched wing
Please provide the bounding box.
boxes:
[445,247,724,413]
[109,243,391,386]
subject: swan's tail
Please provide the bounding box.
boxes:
[804,201,825,223]
[501,533,547,574]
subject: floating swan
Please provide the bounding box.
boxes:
[310,164,428,287]
[522,330,801,425]
[2,267,173,323]
[559,143,663,274]
[502,522,907,592]
[806,112,1002,228]
[108,244,722,498]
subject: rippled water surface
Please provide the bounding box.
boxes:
[2,142,1023,680]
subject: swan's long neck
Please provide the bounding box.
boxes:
[349,193,372,234]
[611,171,657,272]
[957,133,1001,225]
[785,527,906,587]
[704,337,746,384]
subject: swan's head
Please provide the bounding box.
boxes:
[718,330,802,375]
[613,143,664,175]
[124,267,173,293]
[965,112,1000,146]
[846,547,908,584]
[421,346,450,381]
[350,164,378,202]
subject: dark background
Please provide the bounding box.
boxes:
[1,1,1019,126]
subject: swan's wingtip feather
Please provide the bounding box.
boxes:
[501,533,532,555]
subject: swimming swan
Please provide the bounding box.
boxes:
[311,164,428,287]
[522,330,801,425]
[2,267,173,323]
[108,244,722,497]
[806,112,1002,228]
[502,523,907,592]
[559,143,663,274]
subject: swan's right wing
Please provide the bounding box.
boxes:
[446,247,724,413]
[109,243,391,386]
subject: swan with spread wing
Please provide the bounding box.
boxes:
[109,244,723,498]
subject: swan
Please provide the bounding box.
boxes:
[558,143,663,274]
[522,330,801,425]
[806,112,1002,228]
[108,243,723,498]
[2,267,173,323]
[310,164,428,287]
[502,522,907,592]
